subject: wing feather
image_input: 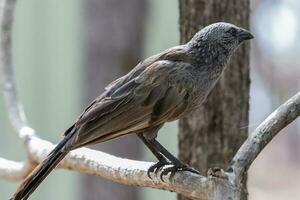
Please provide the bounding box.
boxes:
[65,60,192,150]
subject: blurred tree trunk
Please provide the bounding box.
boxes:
[178,1,250,200]
[82,0,147,200]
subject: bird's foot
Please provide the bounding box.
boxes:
[159,163,200,182]
[207,167,228,180]
[147,159,171,179]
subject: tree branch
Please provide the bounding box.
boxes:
[0,0,35,142]
[0,158,33,181]
[0,0,300,199]
[4,133,237,200]
[230,92,300,183]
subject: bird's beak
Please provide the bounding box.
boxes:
[237,28,254,42]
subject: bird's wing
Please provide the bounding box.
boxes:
[73,54,161,121]
[64,61,191,150]
[75,45,189,120]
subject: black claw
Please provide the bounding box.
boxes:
[160,167,173,181]
[159,164,200,181]
[147,159,170,179]
[154,162,165,174]
[183,165,200,175]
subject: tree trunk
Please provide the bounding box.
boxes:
[81,0,147,200]
[178,1,250,200]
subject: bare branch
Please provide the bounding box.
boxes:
[1,134,238,200]
[0,0,38,184]
[230,92,300,183]
[0,0,35,142]
[0,158,33,181]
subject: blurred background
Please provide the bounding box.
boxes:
[0,0,299,199]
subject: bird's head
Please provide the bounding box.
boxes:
[188,22,253,58]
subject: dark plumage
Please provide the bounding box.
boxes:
[11,22,253,200]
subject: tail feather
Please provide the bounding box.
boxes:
[11,127,75,200]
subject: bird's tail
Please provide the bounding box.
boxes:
[11,126,75,200]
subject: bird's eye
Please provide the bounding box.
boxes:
[226,28,237,37]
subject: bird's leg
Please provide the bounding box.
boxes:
[148,139,200,180]
[137,133,170,178]
[138,133,199,181]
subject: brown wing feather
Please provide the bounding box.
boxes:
[65,60,191,150]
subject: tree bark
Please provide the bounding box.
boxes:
[178,1,250,200]
[82,0,147,199]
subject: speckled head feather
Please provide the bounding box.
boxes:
[189,22,253,51]
[187,22,253,66]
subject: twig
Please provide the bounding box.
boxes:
[0,158,33,181]
[0,0,35,142]
[230,92,300,183]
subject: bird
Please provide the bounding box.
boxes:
[11,22,253,200]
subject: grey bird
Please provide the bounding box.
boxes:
[11,22,253,200]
